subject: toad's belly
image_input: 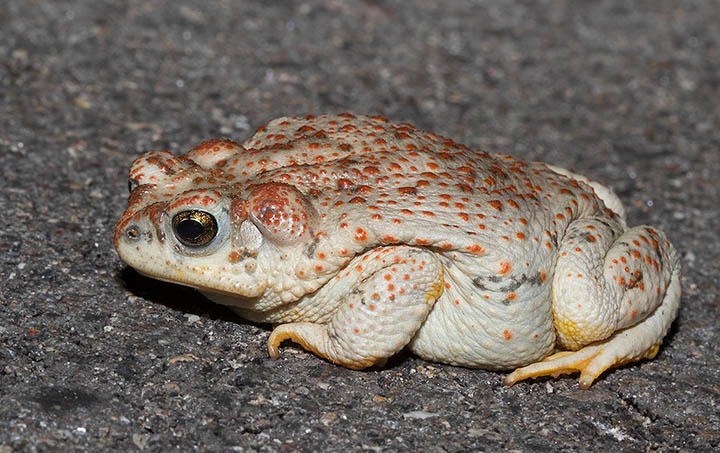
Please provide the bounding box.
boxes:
[409,260,556,369]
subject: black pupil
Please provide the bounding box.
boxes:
[177,218,205,241]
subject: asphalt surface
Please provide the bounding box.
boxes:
[1,1,719,451]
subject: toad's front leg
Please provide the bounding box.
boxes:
[268,246,445,369]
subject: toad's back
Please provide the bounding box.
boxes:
[236,114,615,260]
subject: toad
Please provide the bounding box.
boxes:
[115,113,681,388]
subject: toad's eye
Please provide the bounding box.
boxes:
[172,210,218,247]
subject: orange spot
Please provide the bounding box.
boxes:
[499,261,512,275]
[503,330,512,340]
[397,186,418,197]
[465,244,485,254]
[354,228,368,241]
[229,251,241,263]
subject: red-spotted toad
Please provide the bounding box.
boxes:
[115,114,681,388]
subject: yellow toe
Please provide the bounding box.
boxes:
[504,347,603,389]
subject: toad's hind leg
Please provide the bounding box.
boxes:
[505,221,681,389]
[268,246,444,370]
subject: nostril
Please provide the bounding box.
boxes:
[125,225,141,241]
[128,178,140,193]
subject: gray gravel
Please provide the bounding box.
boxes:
[2,0,719,451]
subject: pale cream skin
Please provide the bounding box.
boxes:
[116,114,681,388]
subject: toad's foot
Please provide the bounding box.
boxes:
[267,246,444,369]
[504,336,661,390]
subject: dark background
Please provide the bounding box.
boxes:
[1,1,719,451]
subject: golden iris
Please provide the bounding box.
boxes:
[172,210,218,247]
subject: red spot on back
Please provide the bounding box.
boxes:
[398,187,418,196]
[499,261,512,275]
[466,244,485,254]
[354,228,368,241]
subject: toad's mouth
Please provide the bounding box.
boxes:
[133,269,265,302]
